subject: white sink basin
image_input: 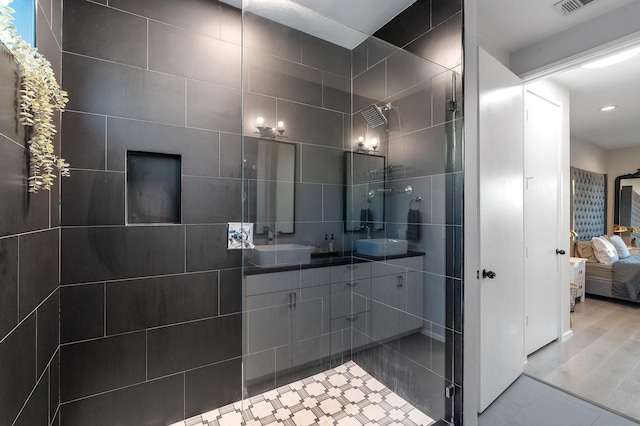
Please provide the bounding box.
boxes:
[249,244,311,267]
[356,238,408,257]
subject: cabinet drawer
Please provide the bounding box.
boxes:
[245,270,299,296]
[330,263,371,283]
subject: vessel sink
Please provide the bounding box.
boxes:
[356,238,408,257]
[249,244,311,267]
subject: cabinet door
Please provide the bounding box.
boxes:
[246,290,292,354]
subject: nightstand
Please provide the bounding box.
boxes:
[570,257,586,303]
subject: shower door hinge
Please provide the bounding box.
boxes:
[447,99,458,112]
[445,384,456,399]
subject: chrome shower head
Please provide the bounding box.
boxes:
[361,104,388,128]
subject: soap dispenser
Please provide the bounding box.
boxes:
[324,234,329,253]
[329,234,335,253]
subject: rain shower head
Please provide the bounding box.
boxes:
[361,104,388,128]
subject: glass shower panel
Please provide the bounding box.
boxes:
[240,1,463,424]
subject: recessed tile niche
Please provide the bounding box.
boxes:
[127,151,181,224]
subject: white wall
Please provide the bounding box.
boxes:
[570,137,608,174]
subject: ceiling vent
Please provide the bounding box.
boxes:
[554,0,597,15]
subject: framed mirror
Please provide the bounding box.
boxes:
[245,138,296,235]
[614,169,640,245]
[344,152,385,232]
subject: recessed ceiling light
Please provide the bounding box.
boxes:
[600,105,616,111]
[582,47,640,69]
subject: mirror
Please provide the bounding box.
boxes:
[344,152,385,232]
[245,138,296,234]
[615,169,640,245]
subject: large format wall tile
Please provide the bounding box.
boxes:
[149,21,241,89]
[106,272,219,334]
[61,170,125,226]
[61,332,146,402]
[106,117,220,177]
[301,34,351,78]
[0,237,18,339]
[63,0,147,67]
[186,80,242,134]
[276,100,344,148]
[243,12,302,62]
[0,314,36,425]
[183,177,242,224]
[63,53,185,125]
[147,314,241,379]
[13,373,48,426]
[60,112,106,171]
[18,229,59,320]
[186,224,242,272]
[61,226,185,284]
[185,358,242,418]
[61,374,184,426]
[60,284,104,344]
[0,137,50,238]
[36,290,59,376]
[109,0,223,40]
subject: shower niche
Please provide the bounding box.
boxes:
[126,151,181,224]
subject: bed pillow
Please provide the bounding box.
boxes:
[591,236,619,265]
[605,235,630,259]
[575,241,598,263]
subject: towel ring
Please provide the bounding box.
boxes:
[409,197,422,210]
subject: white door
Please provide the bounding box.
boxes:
[524,90,562,355]
[478,48,525,412]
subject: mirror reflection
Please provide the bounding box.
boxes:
[344,152,385,232]
[245,138,296,234]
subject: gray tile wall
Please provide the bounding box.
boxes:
[58,0,244,423]
[0,1,63,425]
[58,0,351,424]
[352,0,463,422]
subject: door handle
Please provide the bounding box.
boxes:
[482,269,496,279]
[556,249,566,255]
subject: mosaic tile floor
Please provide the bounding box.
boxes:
[170,361,435,426]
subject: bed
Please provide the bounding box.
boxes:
[584,253,640,302]
[578,238,640,303]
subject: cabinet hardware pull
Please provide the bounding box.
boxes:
[347,281,358,287]
[292,292,297,308]
[396,275,403,287]
[346,315,358,321]
[346,265,358,270]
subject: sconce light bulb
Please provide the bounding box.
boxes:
[371,137,378,147]
[277,120,285,129]
[357,136,364,143]
[256,116,264,126]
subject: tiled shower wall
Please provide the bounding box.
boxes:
[351,0,463,422]
[0,0,62,425]
[57,0,351,424]
[58,0,244,423]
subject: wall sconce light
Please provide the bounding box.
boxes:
[569,230,578,239]
[256,116,286,139]
[354,135,379,154]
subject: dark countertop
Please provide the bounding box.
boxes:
[244,250,424,275]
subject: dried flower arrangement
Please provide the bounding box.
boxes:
[0,0,69,192]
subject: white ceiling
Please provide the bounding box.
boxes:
[478,0,640,150]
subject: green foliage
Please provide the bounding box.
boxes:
[0,0,69,192]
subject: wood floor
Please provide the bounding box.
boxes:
[525,294,640,421]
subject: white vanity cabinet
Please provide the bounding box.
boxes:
[244,254,424,383]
